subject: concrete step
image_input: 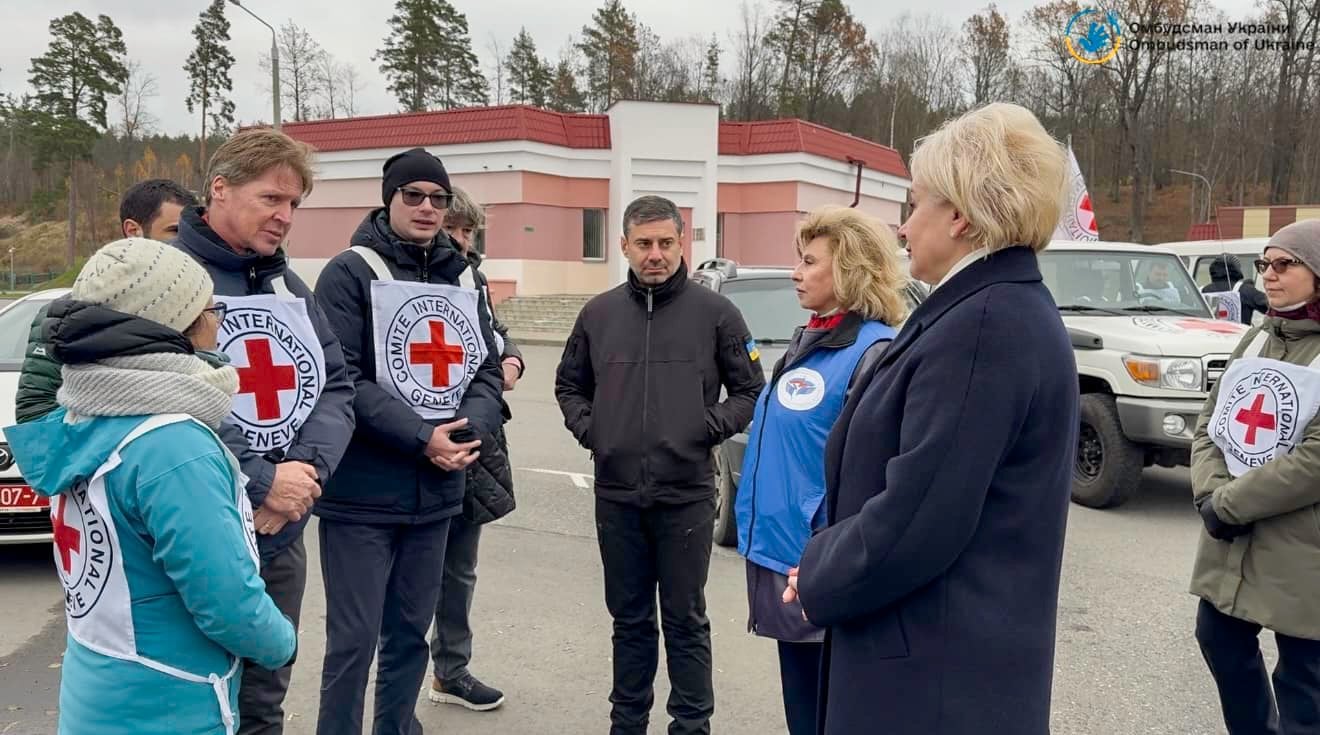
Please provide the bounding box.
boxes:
[494,294,591,336]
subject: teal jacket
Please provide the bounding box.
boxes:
[5,409,296,735]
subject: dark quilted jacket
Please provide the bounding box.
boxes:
[464,424,515,524]
[15,302,61,424]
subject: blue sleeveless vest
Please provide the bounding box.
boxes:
[735,319,894,575]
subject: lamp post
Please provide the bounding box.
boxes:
[228,0,281,129]
[1170,168,1212,224]
[8,248,14,292]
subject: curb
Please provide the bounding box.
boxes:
[507,331,569,348]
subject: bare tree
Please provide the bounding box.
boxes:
[488,34,507,105]
[260,21,327,122]
[1265,0,1320,202]
[962,5,1011,106]
[116,59,158,141]
[728,2,778,120]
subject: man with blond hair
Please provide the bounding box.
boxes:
[175,128,356,735]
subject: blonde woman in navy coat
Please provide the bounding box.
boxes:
[786,103,1079,735]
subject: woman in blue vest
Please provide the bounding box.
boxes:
[735,205,911,735]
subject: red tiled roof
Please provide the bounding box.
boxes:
[280,105,908,179]
[718,120,910,179]
[280,105,611,152]
[1185,222,1222,240]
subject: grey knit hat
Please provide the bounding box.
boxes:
[1267,219,1320,276]
[70,238,214,334]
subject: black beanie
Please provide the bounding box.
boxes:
[381,148,451,206]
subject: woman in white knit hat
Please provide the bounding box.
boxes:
[3,238,296,735]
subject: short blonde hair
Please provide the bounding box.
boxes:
[796,206,910,326]
[445,186,486,229]
[205,128,316,205]
[909,103,1067,253]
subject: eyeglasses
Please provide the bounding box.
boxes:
[397,187,454,209]
[202,302,227,325]
[1254,257,1306,275]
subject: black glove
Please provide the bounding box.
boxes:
[1197,496,1252,541]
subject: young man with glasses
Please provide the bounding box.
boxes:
[174,128,357,735]
[312,148,505,734]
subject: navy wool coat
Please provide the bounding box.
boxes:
[797,245,1079,735]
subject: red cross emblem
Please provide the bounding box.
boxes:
[1077,193,1097,235]
[409,321,466,388]
[1235,393,1277,446]
[237,339,297,421]
[52,495,81,575]
[1175,319,1242,334]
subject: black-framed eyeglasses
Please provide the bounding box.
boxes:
[397,187,454,209]
[1254,257,1306,275]
[203,302,227,325]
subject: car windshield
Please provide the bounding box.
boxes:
[1039,251,1212,318]
[718,276,805,343]
[0,297,49,370]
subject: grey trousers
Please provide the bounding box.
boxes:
[238,536,308,735]
[429,513,483,681]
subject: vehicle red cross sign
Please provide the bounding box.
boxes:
[408,321,466,388]
[1175,318,1245,335]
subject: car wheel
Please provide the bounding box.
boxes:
[1072,393,1144,509]
[712,445,738,547]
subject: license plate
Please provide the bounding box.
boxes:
[0,485,48,509]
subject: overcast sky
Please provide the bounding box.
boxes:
[0,0,1264,136]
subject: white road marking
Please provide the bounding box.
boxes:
[517,467,592,489]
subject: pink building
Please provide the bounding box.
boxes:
[281,101,910,303]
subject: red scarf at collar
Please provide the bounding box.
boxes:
[806,312,847,330]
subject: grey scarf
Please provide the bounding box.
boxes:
[58,353,239,429]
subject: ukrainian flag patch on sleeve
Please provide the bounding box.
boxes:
[746,338,760,362]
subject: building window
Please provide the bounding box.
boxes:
[583,209,606,260]
[473,227,486,256]
[716,213,725,258]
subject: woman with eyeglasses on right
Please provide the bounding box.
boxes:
[1190,218,1320,735]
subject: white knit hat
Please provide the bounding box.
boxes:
[70,238,214,334]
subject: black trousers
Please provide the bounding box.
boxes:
[317,518,452,735]
[777,641,822,735]
[238,537,308,735]
[595,496,716,735]
[1196,599,1320,735]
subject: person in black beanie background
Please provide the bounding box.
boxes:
[312,147,505,735]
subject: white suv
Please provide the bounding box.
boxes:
[1040,242,1248,508]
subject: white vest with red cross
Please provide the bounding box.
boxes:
[51,414,258,735]
[216,277,327,454]
[351,246,489,420]
[1209,330,1320,478]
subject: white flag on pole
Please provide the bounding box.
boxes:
[1054,143,1100,241]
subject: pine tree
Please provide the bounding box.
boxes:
[184,0,235,173]
[376,0,489,112]
[506,28,551,106]
[28,12,128,266]
[701,35,722,103]
[547,59,587,113]
[577,0,640,111]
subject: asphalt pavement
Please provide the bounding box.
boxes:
[0,344,1251,734]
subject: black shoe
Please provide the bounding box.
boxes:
[428,673,505,711]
